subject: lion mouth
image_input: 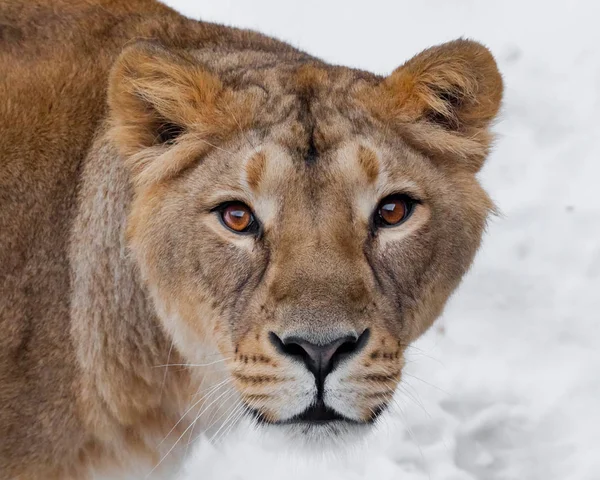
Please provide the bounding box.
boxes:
[282,402,353,426]
[246,400,385,427]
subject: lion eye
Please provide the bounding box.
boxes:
[218,202,257,234]
[374,195,413,227]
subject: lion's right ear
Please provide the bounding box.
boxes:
[108,42,254,185]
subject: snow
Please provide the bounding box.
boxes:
[158,1,600,478]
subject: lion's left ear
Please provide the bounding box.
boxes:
[363,39,503,172]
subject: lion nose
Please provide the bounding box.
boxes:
[269,329,370,383]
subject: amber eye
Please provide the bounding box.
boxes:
[218,202,257,234]
[375,195,413,228]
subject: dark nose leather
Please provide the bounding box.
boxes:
[269,329,370,384]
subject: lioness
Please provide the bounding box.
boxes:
[0,0,503,478]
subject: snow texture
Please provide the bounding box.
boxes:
[157,1,600,479]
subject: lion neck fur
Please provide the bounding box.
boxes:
[68,127,215,475]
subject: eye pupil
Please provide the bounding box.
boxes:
[221,202,255,233]
[377,196,410,227]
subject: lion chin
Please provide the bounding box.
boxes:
[266,422,373,451]
[246,405,377,450]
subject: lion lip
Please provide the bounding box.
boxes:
[286,402,348,424]
[246,401,359,426]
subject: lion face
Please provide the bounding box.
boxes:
[108,40,502,442]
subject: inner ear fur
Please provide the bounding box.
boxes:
[364,39,503,172]
[107,41,256,184]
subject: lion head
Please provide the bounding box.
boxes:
[107,39,502,443]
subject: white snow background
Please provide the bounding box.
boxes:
[158,1,600,479]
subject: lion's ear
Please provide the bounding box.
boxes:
[107,42,255,184]
[365,39,503,172]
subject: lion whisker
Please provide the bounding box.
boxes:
[184,386,237,451]
[401,372,449,395]
[201,387,239,429]
[208,400,246,444]
[159,340,176,402]
[400,344,444,365]
[391,400,430,479]
[147,404,215,479]
[191,135,236,155]
[190,375,234,399]
[214,396,263,444]
[189,394,243,447]
[158,377,231,448]
[396,384,432,420]
[224,103,258,153]
[152,357,232,368]
[147,383,236,478]
[220,402,250,442]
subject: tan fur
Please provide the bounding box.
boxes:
[357,145,380,184]
[0,1,503,478]
[245,152,268,192]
